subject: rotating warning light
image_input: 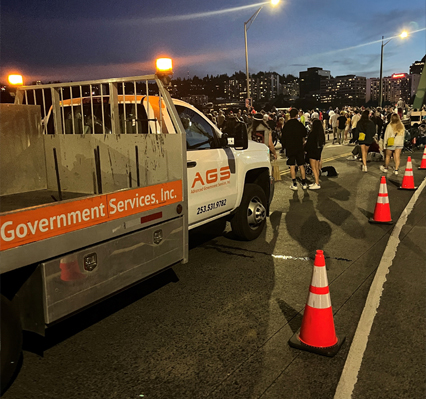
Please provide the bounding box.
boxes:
[156,58,173,86]
[8,74,23,85]
[156,58,173,74]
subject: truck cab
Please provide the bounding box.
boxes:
[47,94,274,239]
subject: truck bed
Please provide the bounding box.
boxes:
[0,190,89,213]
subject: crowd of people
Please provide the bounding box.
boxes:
[205,104,426,190]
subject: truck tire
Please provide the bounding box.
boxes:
[231,184,267,241]
[1,295,22,394]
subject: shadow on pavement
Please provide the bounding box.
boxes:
[317,178,367,239]
[285,191,332,253]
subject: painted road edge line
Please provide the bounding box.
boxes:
[334,177,426,399]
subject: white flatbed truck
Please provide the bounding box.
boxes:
[0,64,274,392]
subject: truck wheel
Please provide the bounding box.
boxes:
[1,295,22,394]
[231,184,267,241]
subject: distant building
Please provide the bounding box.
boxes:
[281,79,299,101]
[250,72,281,102]
[181,94,209,107]
[321,75,366,106]
[299,67,330,98]
[409,55,425,75]
[367,73,418,105]
[225,77,245,101]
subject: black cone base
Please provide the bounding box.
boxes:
[369,218,393,225]
[288,329,346,357]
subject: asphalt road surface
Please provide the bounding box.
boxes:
[3,144,426,399]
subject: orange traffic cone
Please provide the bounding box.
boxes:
[419,148,426,170]
[369,176,393,224]
[399,156,417,190]
[289,250,345,357]
[60,254,86,281]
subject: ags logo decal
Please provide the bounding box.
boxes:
[191,166,231,189]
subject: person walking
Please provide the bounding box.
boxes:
[281,108,308,190]
[379,113,392,153]
[323,110,330,133]
[344,112,351,143]
[356,110,376,172]
[380,113,405,175]
[330,111,339,144]
[350,110,361,144]
[336,111,346,145]
[305,119,325,189]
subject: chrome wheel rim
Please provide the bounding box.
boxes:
[247,196,266,229]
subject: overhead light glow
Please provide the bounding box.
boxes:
[400,31,408,38]
[271,0,280,5]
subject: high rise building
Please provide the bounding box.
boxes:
[409,55,425,75]
[320,75,366,106]
[299,67,330,98]
[281,79,299,101]
[250,72,281,102]
[367,73,418,105]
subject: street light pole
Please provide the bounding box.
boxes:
[379,31,408,108]
[244,6,263,106]
[379,36,390,108]
[244,0,280,108]
[379,36,384,108]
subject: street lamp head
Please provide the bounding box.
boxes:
[400,31,408,39]
[270,0,280,6]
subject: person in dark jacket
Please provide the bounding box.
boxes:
[281,108,308,190]
[305,119,325,189]
[356,110,376,172]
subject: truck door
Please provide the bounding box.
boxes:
[174,105,238,226]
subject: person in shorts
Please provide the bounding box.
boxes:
[336,111,346,145]
[380,113,405,175]
[281,108,308,190]
[305,119,325,189]
[356,110,376,172]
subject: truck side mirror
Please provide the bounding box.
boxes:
[233,121,248,150]
[219,133,229,147]
[222,119,248,150]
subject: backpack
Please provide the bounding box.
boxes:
[321,166,338,177]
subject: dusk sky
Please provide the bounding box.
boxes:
[1,0,426,84]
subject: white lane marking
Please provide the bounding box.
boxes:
[272,254,311,261]
[334,177,426,399]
